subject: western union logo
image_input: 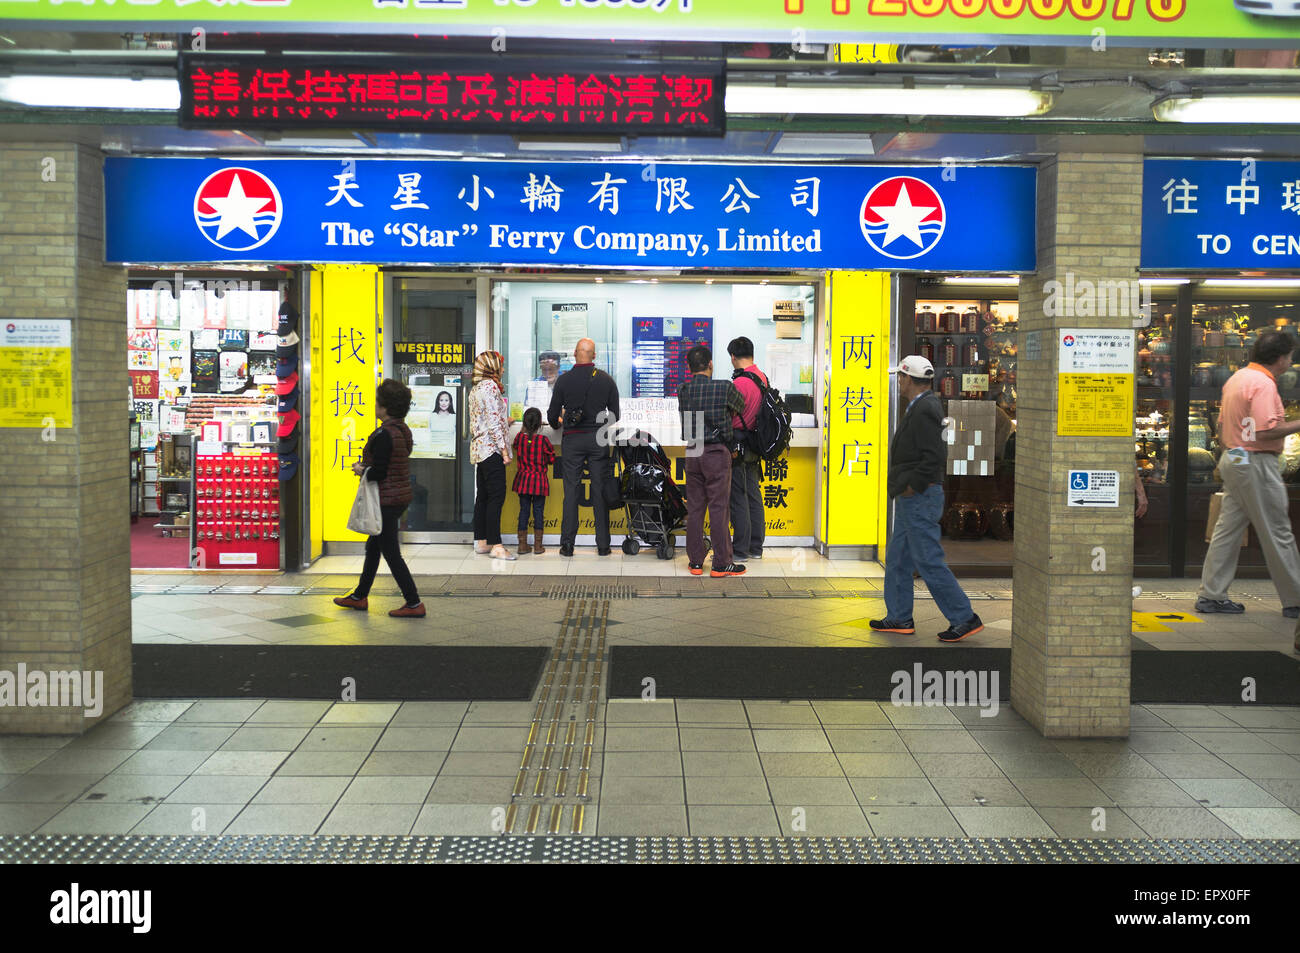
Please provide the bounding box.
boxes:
[394,342,470,364]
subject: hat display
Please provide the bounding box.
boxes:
[277,302,299,337]
[887,355,936,379]
[278,432,299,455]
[277,330,300,348]
[276,408,301,437]
[277,342,299,360]
[275,371,299,395]
[277,387,299,414]
[277,452,300,481]
[276,358,296,378]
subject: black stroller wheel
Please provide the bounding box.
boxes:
[657,536,675,560]
[622,537,640,555]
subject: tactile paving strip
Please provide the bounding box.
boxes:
[0,835,1294,864]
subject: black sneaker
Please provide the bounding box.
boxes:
[1195,597,1244,614]
[597,547,612,556]
[938,614,984,642]
[868,618,915,634]
[688,563,704,576]
[710,563,746,577]
[1284,606,1299,619]
[559,543,574,557]
[748,551,762,560]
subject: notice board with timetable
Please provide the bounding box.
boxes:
[0,319,73,429]
[631,317,713,399]
[1057,328,1135,437]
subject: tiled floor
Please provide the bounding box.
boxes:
[303,545,884,578]
[2,700,1297,838]
[129,566,1300,654]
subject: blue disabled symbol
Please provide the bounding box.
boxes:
[1070,472,1089,490]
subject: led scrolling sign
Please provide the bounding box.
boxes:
[178,56,725,136]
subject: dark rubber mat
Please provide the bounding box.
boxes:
[133,645,548,700]
[608,647,1300,705]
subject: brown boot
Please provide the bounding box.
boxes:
[517,532,532,555]
[533,530,546,555]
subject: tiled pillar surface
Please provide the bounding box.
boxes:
[1012,140,1142,738]
[0,136,131,733]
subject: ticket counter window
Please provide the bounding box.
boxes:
[391,279,477,533]
[492,278,819,436]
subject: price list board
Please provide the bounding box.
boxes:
[0,320,72,429]
[631,317,712,399]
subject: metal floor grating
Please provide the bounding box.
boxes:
[547,583,636,600]
[1,835,1295,864]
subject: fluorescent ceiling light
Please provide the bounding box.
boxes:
[1154,95,1300,124]
[941,276,1020,286]
[1139,278,1192,286]
[516,138,622,153]
[0,74,179,110]
[772,134,875,156]
[1203,279,1300,288]
[727,85,1053,118]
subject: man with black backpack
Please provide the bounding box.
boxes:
[727,337,768,561]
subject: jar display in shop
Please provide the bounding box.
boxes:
[939,307,959,333]
[916,305,937,333]
[941,336,957,365]
[1187,447,1217,483]
[963,339,981,365]
[1213,362,1233,386]
[1187,415,1210,450]
[939,370,958,398]
[1193,363,1215,388]
[918,337,935,362]
[960,308,980,333]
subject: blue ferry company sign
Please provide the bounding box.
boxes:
[105,158,1036,271]
[1142,159,1300,271]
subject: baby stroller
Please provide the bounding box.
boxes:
[617,430,693,560]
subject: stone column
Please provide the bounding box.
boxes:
[1011,138,1143,738]
[0,133,131,733]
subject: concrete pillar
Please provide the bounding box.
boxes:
[1011,138,1143,738]
[0,133,131,733]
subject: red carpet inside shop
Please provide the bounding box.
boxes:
[130,519,190,569]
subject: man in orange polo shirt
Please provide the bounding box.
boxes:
[1197,330,1300,616]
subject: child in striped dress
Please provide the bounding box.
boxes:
[513,407,555,555]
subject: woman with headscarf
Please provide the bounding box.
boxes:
[468,350,516,559]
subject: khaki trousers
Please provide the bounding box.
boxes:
[1199,451,1300,607]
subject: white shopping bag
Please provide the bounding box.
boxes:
[347,469,382,536]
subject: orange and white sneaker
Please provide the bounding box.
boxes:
[389,603,426,618]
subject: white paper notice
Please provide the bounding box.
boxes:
[551,304,589,356]
[525,380,552,413]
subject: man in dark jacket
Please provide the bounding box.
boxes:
[678,345,747,578]
[548,337,620,557]
[870,356,982,642]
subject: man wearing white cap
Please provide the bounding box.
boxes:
[870,355,983,642]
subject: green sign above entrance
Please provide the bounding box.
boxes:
[1,0,1297,47]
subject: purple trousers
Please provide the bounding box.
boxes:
[685,443,733,569]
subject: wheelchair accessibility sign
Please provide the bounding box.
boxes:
[1067,470,1120,507]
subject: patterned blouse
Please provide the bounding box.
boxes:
[468,379,510,464]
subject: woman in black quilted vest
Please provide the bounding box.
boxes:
[334,378,424,618]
